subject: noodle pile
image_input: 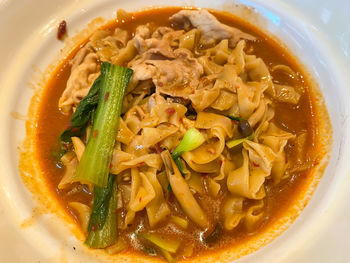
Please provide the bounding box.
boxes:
[57,9,304,251]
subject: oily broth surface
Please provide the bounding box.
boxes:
[35,7,317,259]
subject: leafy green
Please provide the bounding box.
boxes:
[73,63,133,187]
[87,174,115,232]
[60,77,101,142]
[85,175,118,248]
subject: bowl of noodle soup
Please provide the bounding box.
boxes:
[0,0,348,262]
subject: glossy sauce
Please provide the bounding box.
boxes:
[34,7,318,260]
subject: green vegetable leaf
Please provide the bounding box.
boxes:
[87,174,114,232]
[73,62,133,187]
[85,175,118,248]
[60,76,101,142]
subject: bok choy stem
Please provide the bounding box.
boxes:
[87,175,115,232]
[85,175,118,248]
[73,62,133,187]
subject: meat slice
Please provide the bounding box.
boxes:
[129,48,203,98]
[151,27,173,39]
[133,24,151,53]
[150,49,203,98]
[59,28,131,113]
[131,63,157,81]
[170,9,255,47]
[129,25,202,98]
[58,45,100,113]
[133,25,183,60]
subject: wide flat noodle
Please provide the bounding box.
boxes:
[260,123,295,183]
[248,98,271,128]
[58,152,79,189]
[116,118,135,145]
[69,202,91,232]
[144,102,187,128]
[222,196,244,230]
[214,155,235,181]
[268,83,301,104]
[187,112,232,164]
[182,152,221,173]
[206,177,221,197]
[190,65,237,111]
[189,84,220,112]
[244,200,265,231]
[227,149,266,199]
[237,78,267,119]
[58,46,100,113]
[145,168,171,227]
[89,28,130,63]
[71,137,85,161]
[195,112,232,137]
[187,171,205,194]
[110,150,162,175]
[142,125,178,148]
[128,168,155,212]
[170,10,255,47]
[243,140,277,175]
[124,105,148,134]
[228,40,246,75]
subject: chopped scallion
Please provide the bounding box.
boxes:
[174,157,185,176]
[226,132,254,148]
[171,128,205,159]
[170,215,188,229]
[170,128,205,175]
[226,115,243,122]
[137,232,181,253]
[160,248,176,263]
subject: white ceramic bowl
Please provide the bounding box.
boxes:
[0,0,349,262]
